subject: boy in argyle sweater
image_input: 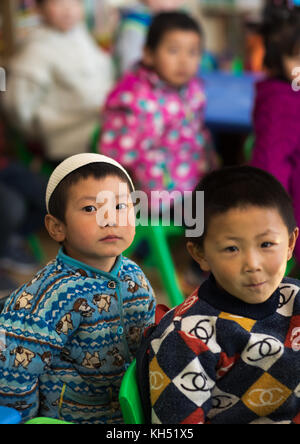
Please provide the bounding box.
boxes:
[148,166,300,424]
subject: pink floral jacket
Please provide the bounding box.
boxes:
[99,64,217,210]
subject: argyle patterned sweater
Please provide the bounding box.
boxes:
[149,275,300,424]
[0,248,155,424]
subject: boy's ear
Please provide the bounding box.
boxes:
[186,241,211,272]
[45,214,66,243]
[142,47,154,67]
[287,227,299,260]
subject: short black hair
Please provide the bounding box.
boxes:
[186,166,297,248]
[48,162,134,223]
[145,11,203,52]
[260,4,300,79]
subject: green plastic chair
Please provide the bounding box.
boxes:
[124,221,185,308]
[25,417,72,424]
[119,359,145,424]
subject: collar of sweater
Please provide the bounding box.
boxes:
[57,247,122,282]
[198,274,280,320]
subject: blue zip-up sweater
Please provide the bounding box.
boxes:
[0,249,156,424]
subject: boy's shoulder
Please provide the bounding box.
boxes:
[2,255,153,315]
[25,255,152,292]
[147,290,202,336]
[6,257,80,300]
[2,257,74,313]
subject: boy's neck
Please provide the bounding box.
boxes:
[62,247,118,274]
[199,274,280,321]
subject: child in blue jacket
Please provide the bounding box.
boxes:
[0,153,156,424]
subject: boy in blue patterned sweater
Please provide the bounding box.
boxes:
[0,153,156,424]
[147,166,300,424]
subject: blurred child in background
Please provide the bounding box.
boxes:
[251,3,300,266]
[100,12,218,214]
[115,0,185,76]
[3,0,114,164]
[100,11,218,291]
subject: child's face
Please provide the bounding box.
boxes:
[144,30,202,87]
[188,206,298,304]
[47,175,135,272]
[39,0,83,32]
[143,0,184,12]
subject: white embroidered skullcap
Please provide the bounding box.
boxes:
[46,153,135,212]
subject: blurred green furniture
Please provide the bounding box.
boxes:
[25,417,72,424]
[124,222,184,307]
[119,359,145,424]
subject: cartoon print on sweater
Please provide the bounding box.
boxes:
[56,313,74,335]
[124,274,149,293]
[82,352,106,369]
[13,291,34,311]
[10,346,36,369]
[39,351,52,370]
[107,347,125,367]
[124,274,151,293]
[137,274,149,291]
[73,298,95,318]
[93,293,117,314]
[7,401,33,412]
[123,275,140,293]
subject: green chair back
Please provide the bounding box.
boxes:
[124,221,184,308]
[90,124,101,154]
[25,417,72,424]
[285,257,296,276]
[119,359,145,424]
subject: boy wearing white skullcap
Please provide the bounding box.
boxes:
[0,154,155,424]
